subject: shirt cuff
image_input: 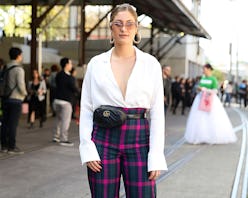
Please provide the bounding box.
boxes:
[79,141,100,165]
[148,151,168,172]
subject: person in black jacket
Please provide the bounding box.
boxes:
[171,76,182,114]
[52,57,79,146]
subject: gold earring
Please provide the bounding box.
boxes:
[133,32,141,44]
[110,36,114,44]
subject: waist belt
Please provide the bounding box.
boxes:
[126,112,147,119]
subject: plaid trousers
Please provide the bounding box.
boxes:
[87,108,156,198]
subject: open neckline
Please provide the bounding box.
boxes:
[109,51,137,102]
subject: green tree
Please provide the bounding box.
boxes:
[212,69,225,84]
[39,6,69,41]
[0,5,111,40]
[0,5,31,37]
[0,5,70,39]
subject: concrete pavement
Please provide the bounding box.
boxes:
[0,106,245,198]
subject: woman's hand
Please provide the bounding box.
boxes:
[86,161,102,172]
[199,87,206,92]
[148,170,161,180]
[37,89,43,95]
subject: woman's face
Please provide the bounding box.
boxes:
[33,70,39,78]
[110,10,137,46]
[203,67,211,76]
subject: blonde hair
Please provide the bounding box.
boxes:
[110,3,138,23]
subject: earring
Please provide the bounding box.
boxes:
[133,32,141,44]
[110,37,114,44]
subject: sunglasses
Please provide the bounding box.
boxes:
[111,21,137,30]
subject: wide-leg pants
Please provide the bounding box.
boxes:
[87,108,156,198]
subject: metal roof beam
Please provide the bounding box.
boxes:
[0,0,211,39]
[85,6,113,39]
[158,34,185,61]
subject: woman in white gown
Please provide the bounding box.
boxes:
[184,64,237,144]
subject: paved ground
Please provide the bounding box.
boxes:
[0,106,246,198]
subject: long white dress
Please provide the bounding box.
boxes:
[184,77,237,144]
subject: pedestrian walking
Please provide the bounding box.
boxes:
[184,63,237,144]
[1,47,27,154]
[79,3,167,198]
[52,57,79,146]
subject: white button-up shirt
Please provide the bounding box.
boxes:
[79,46,167,172]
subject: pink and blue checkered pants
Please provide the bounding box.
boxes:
[87,108,156,198]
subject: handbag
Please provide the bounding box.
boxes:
[93,105,127,128]
[198,90,214,112]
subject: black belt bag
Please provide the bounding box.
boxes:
[93,105,146,128]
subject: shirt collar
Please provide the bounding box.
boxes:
[64,70,71,75]
[7,60,21,68]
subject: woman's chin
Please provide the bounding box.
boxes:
[115,40,133,46]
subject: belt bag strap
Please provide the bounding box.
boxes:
[126,113,147,119]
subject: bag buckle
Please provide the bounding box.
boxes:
[103,110,110,117]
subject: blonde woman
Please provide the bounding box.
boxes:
[79,4,167,198]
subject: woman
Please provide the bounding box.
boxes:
[184,64,237,144]
[27,69,47,128]
[79,3,167,198]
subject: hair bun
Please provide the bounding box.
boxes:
[204,63,213,70]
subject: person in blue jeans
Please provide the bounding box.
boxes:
[1,47,27,154]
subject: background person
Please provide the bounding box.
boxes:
[224,81,233,107]
[0,58,6,124]
[172,77,185,115]
[79,4,167,198]
[53,57,79,146]
[70,67,80,120]
[238,79,247,108]
[184,63,237,144]
[162,65,172,117]
[1,47,27,154]
[48,64,60,117]
[170,75,180,113]
[27,69,47,128]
